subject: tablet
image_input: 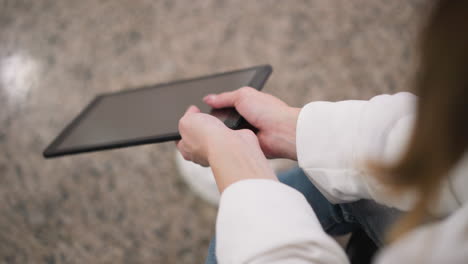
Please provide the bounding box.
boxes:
[43,65,272,158]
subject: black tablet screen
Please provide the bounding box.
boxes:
[49,67,264,155]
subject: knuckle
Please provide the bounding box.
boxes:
[181,152,190,161]
[239,129,256,139]
[239,86,254,95]
[236,87,255,105]
[178,117,188,131]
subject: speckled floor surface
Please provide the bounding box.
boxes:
[0,0,432,263]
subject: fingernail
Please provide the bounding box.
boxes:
[203,94,216,102]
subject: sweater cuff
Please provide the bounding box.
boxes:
[296,100,364,170]
[296,101,372,203]
[216,179,347,263]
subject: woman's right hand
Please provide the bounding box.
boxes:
[204,87,300,160]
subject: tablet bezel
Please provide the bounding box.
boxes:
[43,65,272,158]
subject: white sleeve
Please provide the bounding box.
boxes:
[296,92,417,210]
[375,204,468,264]
[216,179,349,264]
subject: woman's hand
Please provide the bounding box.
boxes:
[176,105,228,167]
[204,87,300,160]
[176,105,277,192]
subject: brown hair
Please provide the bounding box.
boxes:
[374,0,468,241]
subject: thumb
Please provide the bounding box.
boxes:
[179,105,201,133]
[203,87,250,108]
[183,105,201,117]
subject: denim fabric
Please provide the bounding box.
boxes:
[205,167,401,264]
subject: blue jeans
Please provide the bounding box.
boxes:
[205,167,401,263]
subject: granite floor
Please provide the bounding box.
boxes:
[0,0,432,263]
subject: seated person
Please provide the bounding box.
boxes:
[176,1,468,263]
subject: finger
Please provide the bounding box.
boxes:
[183,105,201,117]
[179,105,201,132]
[175,139,182,150]
[194,157,209,167]
[176,140,191,161]
[181,151,191,161]
[176,140,187,157]
[203,87,254,108]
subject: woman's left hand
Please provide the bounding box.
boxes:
[176,105,230,166]
[176,105,277,192]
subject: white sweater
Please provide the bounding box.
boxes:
[216,93,468,263]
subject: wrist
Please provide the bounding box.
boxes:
[207,131,277,192]
[285,107,300,160]
[271,106,300,160]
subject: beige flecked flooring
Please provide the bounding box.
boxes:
[0,0,432,263]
